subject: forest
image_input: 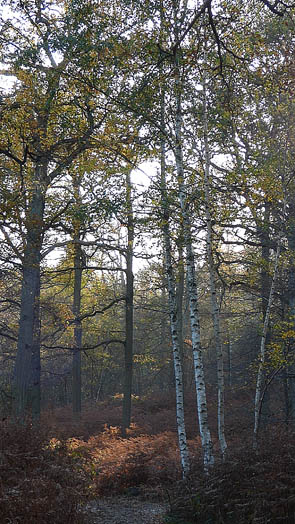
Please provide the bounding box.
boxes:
[1,0,295,522]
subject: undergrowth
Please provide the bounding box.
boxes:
[0,420,89,524]
[168,429,295,523]
[69,425,186,496]
[1,392,294,523]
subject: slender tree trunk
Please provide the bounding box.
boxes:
[258,202,272,425]
[287,196,295,428]
[160,270,169,391]
[253,239,281,449]
[176,245,185,369]
[72,176,83,419]
[160,89,190,477]
[173,43,214,469]
[227,336,232,389]
[96,367,105,401]
[14,161,47,420]
[72,242,82,418]
[202,69,227,458]
[122,170,134,436]
[260,203,271,320]
[180,205,214,469]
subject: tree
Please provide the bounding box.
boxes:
[159,84,190,477]
[0,0,113,418]
[122,168,135,436]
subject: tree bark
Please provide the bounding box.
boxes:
[160,88,190,477]
[13,160,47,419]
[253,239,281,449]
[202,65,227,458]
[30,272,41,422]
[72,175,83,419]
[72,244,83,417]
[258,201,272,425]
[122,170,134,436]
[287,196,295,428]
[172,29,214,469]
[176,244,185,368]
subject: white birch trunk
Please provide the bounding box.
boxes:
[253,239,281,449]
[173,42,214,470]
[160,88,190,478]
[202,68,227,458]
[178,173,214,470]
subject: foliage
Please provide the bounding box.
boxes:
[1,392,295,523]
[168,428,295,523]
[0,420,90,524]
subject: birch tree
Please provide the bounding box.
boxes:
[159,87,190,478]
[171,2,214,469]
[202,56,227,458]
[253,237,282,449]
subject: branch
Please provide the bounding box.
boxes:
[0,298,21,308]
[172,0,212,53]
[77,296,126,322]
[45,265,125,274]
[42,239,126,259]
[0,226,23,261]
[0,148,23,166]
[0,330,17,342]
[47,103,102,182]
[258,0,290,15]
[41,339,125,351]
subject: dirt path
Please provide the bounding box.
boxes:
[85,496,168,524]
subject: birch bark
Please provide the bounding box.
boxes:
[202,68,227,458]
[172,18,214,468]
[176,155,214,469]
[159,85,190,478]
[160,122,190,479]
[253,239,281,449]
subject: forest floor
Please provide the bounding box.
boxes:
[2,390,295,524]
[84,496,168,524]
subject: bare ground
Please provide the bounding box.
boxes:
[85,496,168,524]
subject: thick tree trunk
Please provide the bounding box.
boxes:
[122,170,134,436]
[30,273,41,422]
[14,161,47,419]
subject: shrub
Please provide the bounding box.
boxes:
[70,426,183,496]
[167,429,295,523]
[0,420,90,524]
